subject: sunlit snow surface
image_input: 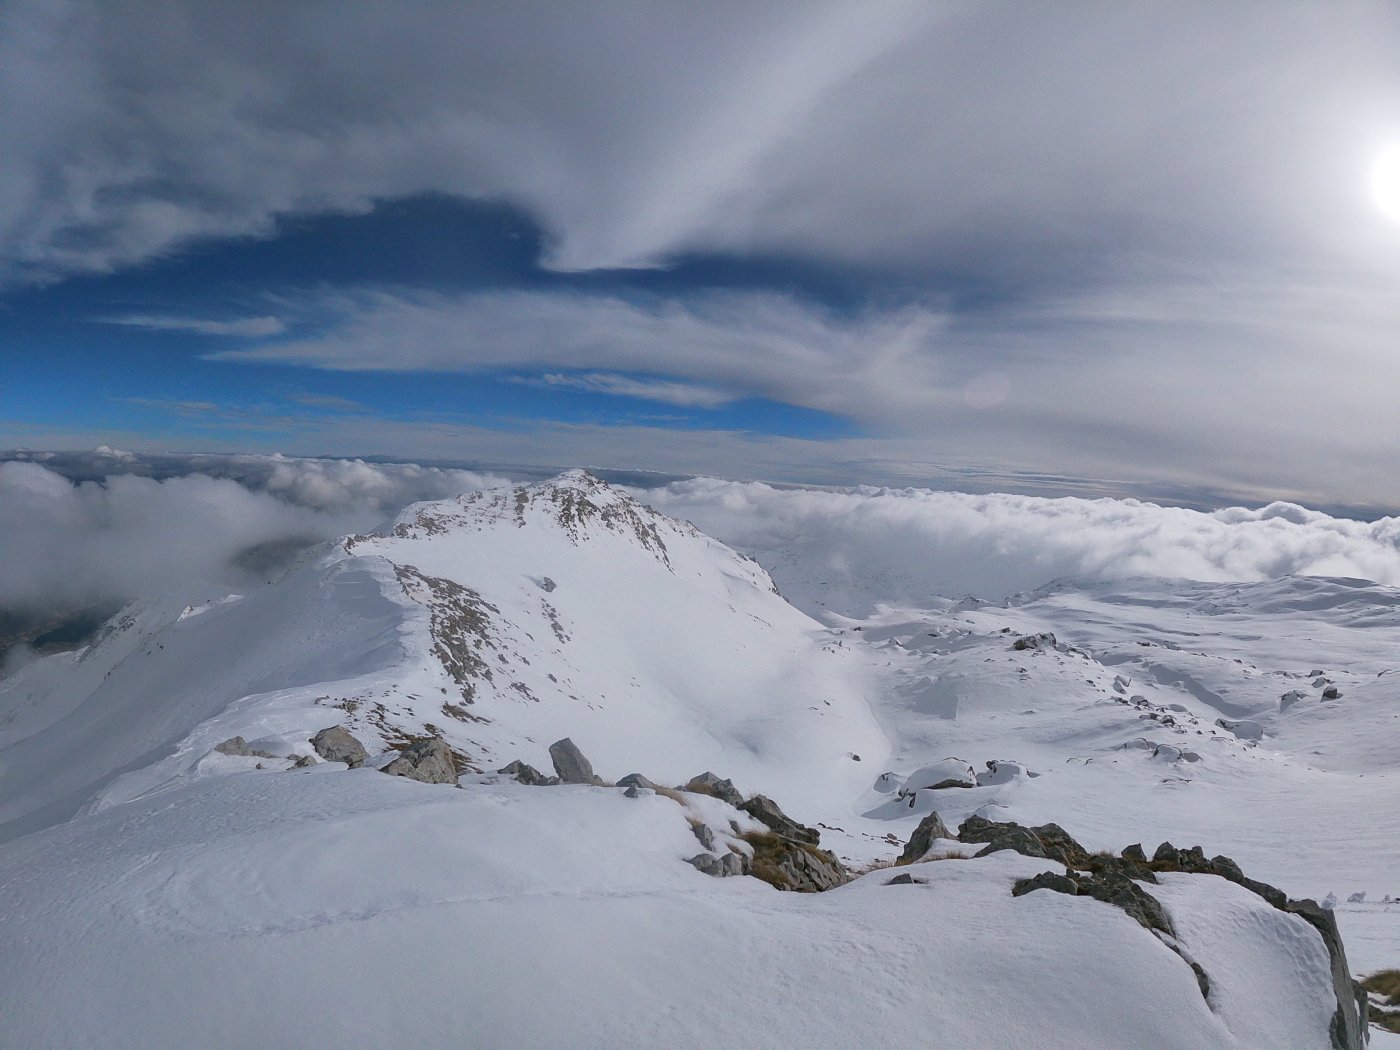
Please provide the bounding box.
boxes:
[2,471,1398,1047]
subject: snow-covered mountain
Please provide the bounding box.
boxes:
[1,471,1393,1047]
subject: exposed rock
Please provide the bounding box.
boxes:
[691,822,716,851]
[498,759,556,785]
[310,725,368,768]
[290,754,317,769]
[1280,689,1308,710]
[958,815,1088,867]
[899,810,952,863]
[1012,632,1057,651]
[616,772,657,790]
[214,736,279,759]
[743,831,850,892]
[548,737,599,784]
[1029,822,1091,867]
[1284,898,1369,1050]
[772,844,848,892]
[623,786,642,799]
[1074,870,1174,936]
[380,737,459,785]
[885,872,927,886]
[687,852,745,878]
[739,794,819,846]
[1012,871,1080,897]
[1322,685,1342,700]
[972,825,1053,862]
[683,771,744,807]
[1121,843,1148,864]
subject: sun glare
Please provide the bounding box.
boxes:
[1371,144,1400,221]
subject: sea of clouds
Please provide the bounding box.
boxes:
[4,452,1400,633]
[640,477,1400,616]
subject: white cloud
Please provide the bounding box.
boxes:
[200,276,1400,509]
[0,455,511,619]
[4,3,1400,284]
[531,373,734,410]
[98,314,286,337]
[639,477,1400,615]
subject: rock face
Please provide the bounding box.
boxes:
[1012,632,1057,651]
[748,837,849,893]
[958,815,1089,867]
[899,811,953,863]
[687,852,745,878]
[380,738,459,785]
[739,795,819,846]
[1283,899,1368,1050]
[548,738,598,784]
[309,725,368,768]
[683,771,744,807]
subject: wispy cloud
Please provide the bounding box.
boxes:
[98,314,286,337]
[524,372,734,409]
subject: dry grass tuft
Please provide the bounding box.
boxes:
[1363,969,1400,1034]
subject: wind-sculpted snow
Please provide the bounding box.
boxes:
[639,476,1400,614]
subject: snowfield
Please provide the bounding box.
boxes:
[1,470,1395,1047]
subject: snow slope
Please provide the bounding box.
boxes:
[0,470,1391,1046]
[0,770,1341,1050]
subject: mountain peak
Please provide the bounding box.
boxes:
[377,470,690,566]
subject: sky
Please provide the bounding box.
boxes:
[5,1,1400,509]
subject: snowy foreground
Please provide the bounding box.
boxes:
[2,471,1396,1048]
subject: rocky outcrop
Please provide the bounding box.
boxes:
[957,815,1090,867]
[380,738,459,785]
[1012,632,1057,651]
[682,771,744,807]
[687,851,745,878]
[1284,899,1368,1050]
[548,737,599,784]
[616,772,657,790]
[498,759,557,785]
[213,736,279,759]
[739,795,819,846]
[743,832,849,893]
[1008,832,1368,1047]
[309,725,368,768]
[899,811,952,863]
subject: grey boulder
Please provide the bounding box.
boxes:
[380,738,459,785]
[898,810,952,863]
[548,737,600,784]
[310,725,369,768]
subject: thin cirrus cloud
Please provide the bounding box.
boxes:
[97,313,287,337]
[530,373,735,410]
[198,275,1400,509]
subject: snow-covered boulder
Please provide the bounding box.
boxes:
[897,758,977,797]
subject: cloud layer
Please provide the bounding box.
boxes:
[0,454,508,619]
[5,2,1400,284]
[640,477,1400,615]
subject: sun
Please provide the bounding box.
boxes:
[1371,144,1400,221]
